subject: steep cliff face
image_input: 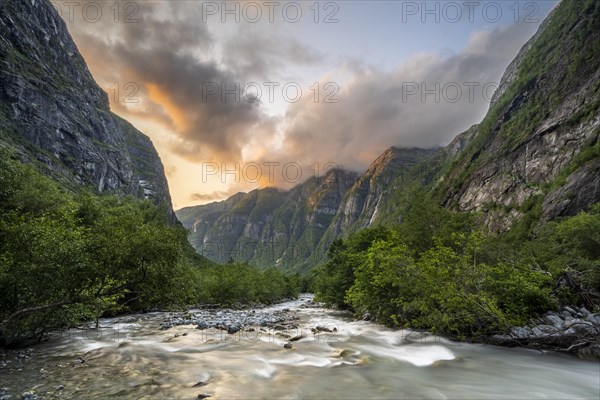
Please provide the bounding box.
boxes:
[435,0,600,231]
[0,0,173,216]
[176,169,357,273]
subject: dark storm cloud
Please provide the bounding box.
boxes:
[64,0,276,162]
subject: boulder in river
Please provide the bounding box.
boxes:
[227,325,240,334]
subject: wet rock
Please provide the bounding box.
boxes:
[362,313,371,321]
[283,342,293,349]
[289,334,303,342]
[578,344,600,360]
[227,325,240,334]
[192,382,208,388]
[579,307,591,317]
[197,394,211,399]
[20,392,37,400]
[163,307,295,332]
[55,385,64,391]
[196,322,208,330]
[488,334,512,345]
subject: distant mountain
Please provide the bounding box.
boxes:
[177,148,439,273]
[0,0,174,217]
[177,169,357,273]
[178,0,599,272]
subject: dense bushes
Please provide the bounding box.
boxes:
[313,190,598,339]
[0,152,299,346]
[192,263,301,306]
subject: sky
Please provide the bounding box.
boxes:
[51,0,558,209]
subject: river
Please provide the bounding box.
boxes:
[1,295,598,399]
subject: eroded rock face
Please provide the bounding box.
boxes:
[438,1,600,232]
[0,0,173,218]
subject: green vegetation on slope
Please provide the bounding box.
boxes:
[0,151,301,346]
[313,190,599,339]
[435,0,600,204]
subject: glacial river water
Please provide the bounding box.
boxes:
[1,295,598,399]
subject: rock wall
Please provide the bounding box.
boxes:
[0,0,174,217]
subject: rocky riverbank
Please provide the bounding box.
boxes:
[159,305,301,333]
[486,306,600,359]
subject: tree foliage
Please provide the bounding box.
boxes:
[314,189,597,339]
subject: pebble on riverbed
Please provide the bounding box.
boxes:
[160,308,297,332]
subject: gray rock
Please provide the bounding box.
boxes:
[227,325,240,334]
[571,321,598,335]
[283,342,293,349]
[544,314,564,329]
[510,327,531,339]
[586,313,600,324]
[531,327,544,336]
[560,311,571,319]
[197,394,211,399]
[196,322,208,330]
[537,324,559,333]
[55,385,64,391]
[563,306,577,315]
[20,392,37,400]
[289,334,303,342]
[579,307,591,316]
